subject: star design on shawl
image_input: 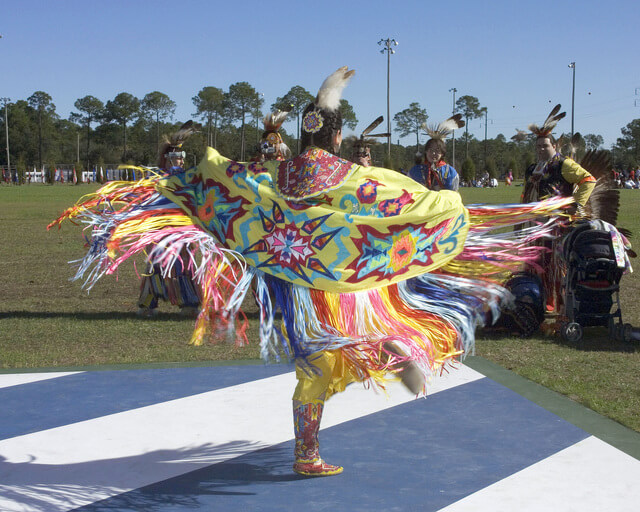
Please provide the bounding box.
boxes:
[345,218,452,283]
[244,202,341,284]
[264,225,314,265]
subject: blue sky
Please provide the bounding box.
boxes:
[1,0,638,148]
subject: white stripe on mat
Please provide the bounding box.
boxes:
[0,364,483,512]
[438,435,640,512]
[0,372,82,390]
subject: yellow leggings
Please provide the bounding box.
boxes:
[292,350,358,406]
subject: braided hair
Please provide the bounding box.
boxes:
[300,102,343,154]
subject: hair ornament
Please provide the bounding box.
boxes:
[302,109,324,134]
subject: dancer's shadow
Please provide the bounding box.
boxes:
[0,441,299,512]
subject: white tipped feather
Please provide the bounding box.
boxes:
[439,115,464,133]
[316,66,355,112]
[424,114,465,140]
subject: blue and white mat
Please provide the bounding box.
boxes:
[0,362,638,511]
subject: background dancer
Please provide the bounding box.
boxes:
[518,106,596,315]
[255,110,291,162]
[137,122,201,318]
[521,105,595,206]
[350,115,389,167]
[408,115,464,191]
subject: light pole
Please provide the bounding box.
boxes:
[481,107,487,169]
[481,107,493,171]
[1,97,10,173]
[568,62,576,137]
[449,88,457,168]
[378,38,398,159]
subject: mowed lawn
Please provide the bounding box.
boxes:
[1,182,639,432]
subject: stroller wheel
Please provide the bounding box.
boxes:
[561,322,583,343]
[623,324,634,343]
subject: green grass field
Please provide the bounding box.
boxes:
[1,182,639,432]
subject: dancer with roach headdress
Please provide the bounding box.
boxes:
[350,115,389,167]
[137,121,201,318]
[408,116,464,191]
[517,105,595,207]
[255,110,292,162]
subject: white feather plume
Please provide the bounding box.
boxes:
[423,114,465,140]
[316,66,355,112]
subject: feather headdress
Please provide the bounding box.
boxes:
[351,116,389,162]
[356,116,390,145]
[163,120,195,151]
[315,66,355,112]
[158,120,196,168]
[260,110,291,159]
[423,114,465,141]
[528,104,566,138]
[511,129,528,142]
[263,110,289,133]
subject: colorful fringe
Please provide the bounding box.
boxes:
[50,177,572,390]
[442,196,574,281]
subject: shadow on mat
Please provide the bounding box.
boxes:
[0,441,295,512]
[75,444,303,511]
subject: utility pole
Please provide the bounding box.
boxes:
[378,38,398,159]
[1,98,10,172]
[568,62,576,137]
[483,107,488,169]
[255,92,264,145]
[449,88,457,168]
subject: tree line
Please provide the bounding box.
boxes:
[2,86,639,181]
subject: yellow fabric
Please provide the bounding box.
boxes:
[561,158,596,206]
[293,351,359,403]
[159,147,470,293]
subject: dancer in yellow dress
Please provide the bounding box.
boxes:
[50,68,575,478]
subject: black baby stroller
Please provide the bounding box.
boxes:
[560,220,632,342]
